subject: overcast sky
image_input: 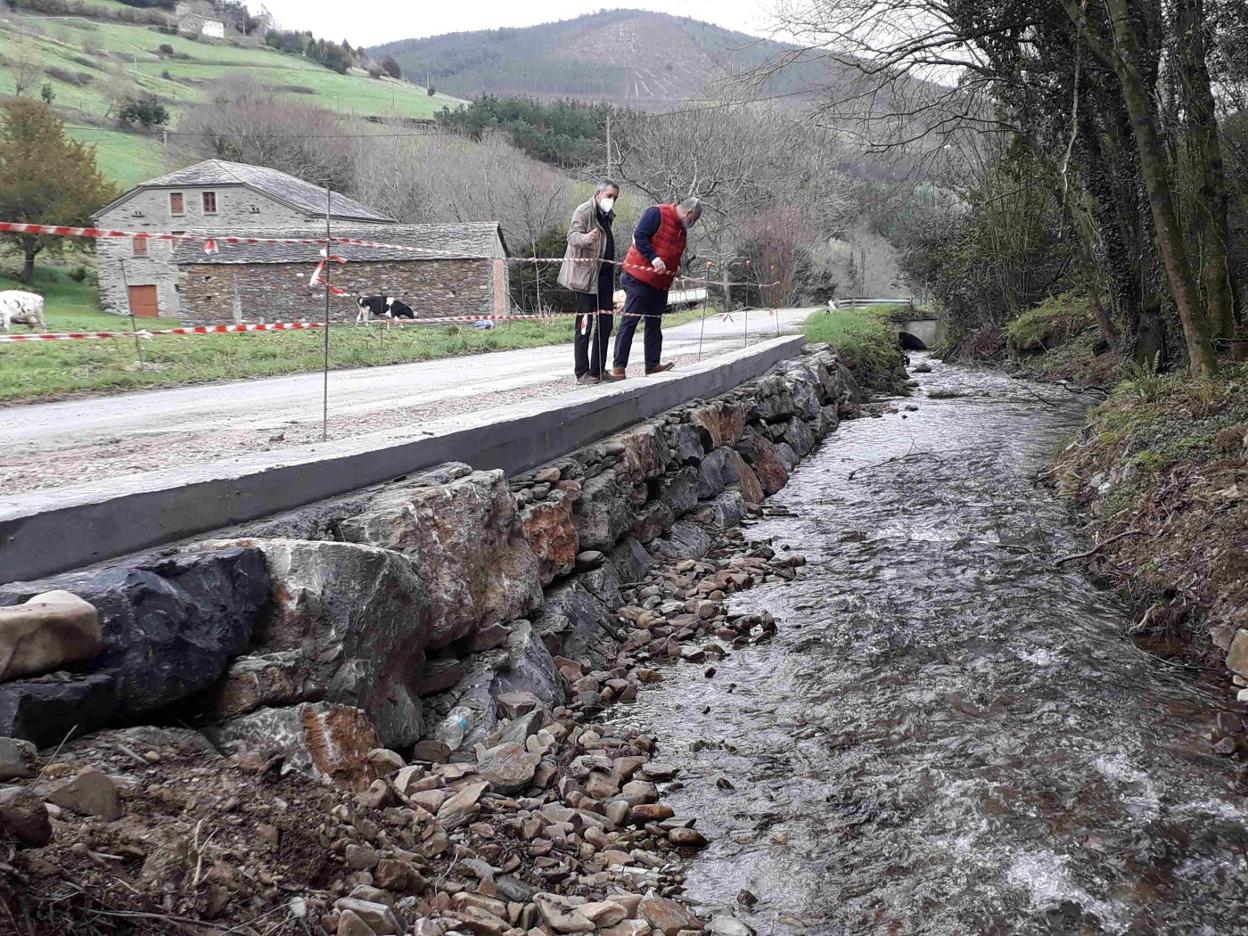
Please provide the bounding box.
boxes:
[256,0,785,48]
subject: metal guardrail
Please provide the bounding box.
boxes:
[667,288,708,310]
[829,297,915,310]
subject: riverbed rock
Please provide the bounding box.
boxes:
[639,893,702,934]
[339,469,543,647]
[0,737,36,779]
[0,548,268,730]
[0,590,102,683]
[477,742,539,794]
[207,702,383,790]
[521,491,580,585]
[533,582,610,661]
[1226,630,1248,678]
[0,785,52,846]
[47,767,122,820]
[631,503,674,544]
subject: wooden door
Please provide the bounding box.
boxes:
[127,285,159,318]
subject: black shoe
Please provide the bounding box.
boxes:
[577,374,601,386]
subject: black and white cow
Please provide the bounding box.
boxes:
[356,295,415,322]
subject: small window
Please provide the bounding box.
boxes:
[202,191,217,214]
[169,192,185,216]
[132,237,148,258]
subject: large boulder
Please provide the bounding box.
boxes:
[718,449,766,506]
[615,423,667,483]
[0,548,268,728]
[782,417,817,458]
[781,365,824,420]
[0,591,101,683]
[574,468,637,552]
[212,651,326,720]
[696,448,732,501]
[667,422,712,466]
[656,467,701,519]
[630,502,673,545]
[736,430,789,496]
[0,673,118,748]
[520,491,579,586]
[750,374,798,422]
[207,702,383,791]
[195,538,432,749]
[533,582,611,661]
[691,402,747,449]
[340,470,543,647]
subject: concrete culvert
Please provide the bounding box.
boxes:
[899,331,928,351]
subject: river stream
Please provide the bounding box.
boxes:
[618,355,1248,935]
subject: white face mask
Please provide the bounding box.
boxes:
[598,196,615,213]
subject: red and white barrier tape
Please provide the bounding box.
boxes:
[0,304,779,342]
[0,320,324,343]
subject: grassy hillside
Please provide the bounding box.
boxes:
[0,3,463,187]
[372,9,861,109]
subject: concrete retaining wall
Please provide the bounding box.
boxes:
[0,336,804,583]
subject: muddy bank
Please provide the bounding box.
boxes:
[616,354,1248,934]
[1045,363,1248,694]
[0,347,858,935]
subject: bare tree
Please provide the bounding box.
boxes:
[173,75,358,190]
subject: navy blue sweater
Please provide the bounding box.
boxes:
[632,206,662,261]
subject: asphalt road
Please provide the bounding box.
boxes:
[1,308,814,459]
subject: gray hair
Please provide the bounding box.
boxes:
[596,178,620,194]
[678,196,702,218]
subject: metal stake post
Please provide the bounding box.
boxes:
[118,258,144,366]
[322,185,332,442]
[697,260,710,362]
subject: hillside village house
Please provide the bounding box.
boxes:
[173,223,511,325]
[94,160,510,322]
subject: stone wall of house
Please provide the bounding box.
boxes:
[97,185,334,317]
[176,259,501,324]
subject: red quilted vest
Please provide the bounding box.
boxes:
[624,203,687,290]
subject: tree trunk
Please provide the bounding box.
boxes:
[1175,0,1236,340]
[1102,0,1217,377]
[21,239,40,285]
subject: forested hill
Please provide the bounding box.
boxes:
[370,9,856,109]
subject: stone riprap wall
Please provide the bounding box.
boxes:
[0,346,863,934]
[0,346,858,754]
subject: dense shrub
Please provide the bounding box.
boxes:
[117,93,169,129]
[45,66,93,86]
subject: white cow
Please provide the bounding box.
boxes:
[0,290,46,333]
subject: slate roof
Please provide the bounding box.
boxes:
[172,223,508,265]
[98,159,396,223]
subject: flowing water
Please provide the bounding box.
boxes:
[620,355,1248,935]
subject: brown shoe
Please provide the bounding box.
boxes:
[576,374,601,386]
[644,363,674,375]
[602,368,627,382]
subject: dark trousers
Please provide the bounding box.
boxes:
[613,272,668,369]
[574,310,613,377]
[574,266,614,377]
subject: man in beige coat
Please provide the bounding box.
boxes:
[558,180,620,384]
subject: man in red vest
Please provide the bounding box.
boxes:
[609,197,702,379]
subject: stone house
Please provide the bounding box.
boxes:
[94,159,396,318]
[173,224,512,324]
[175,1,226,38]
